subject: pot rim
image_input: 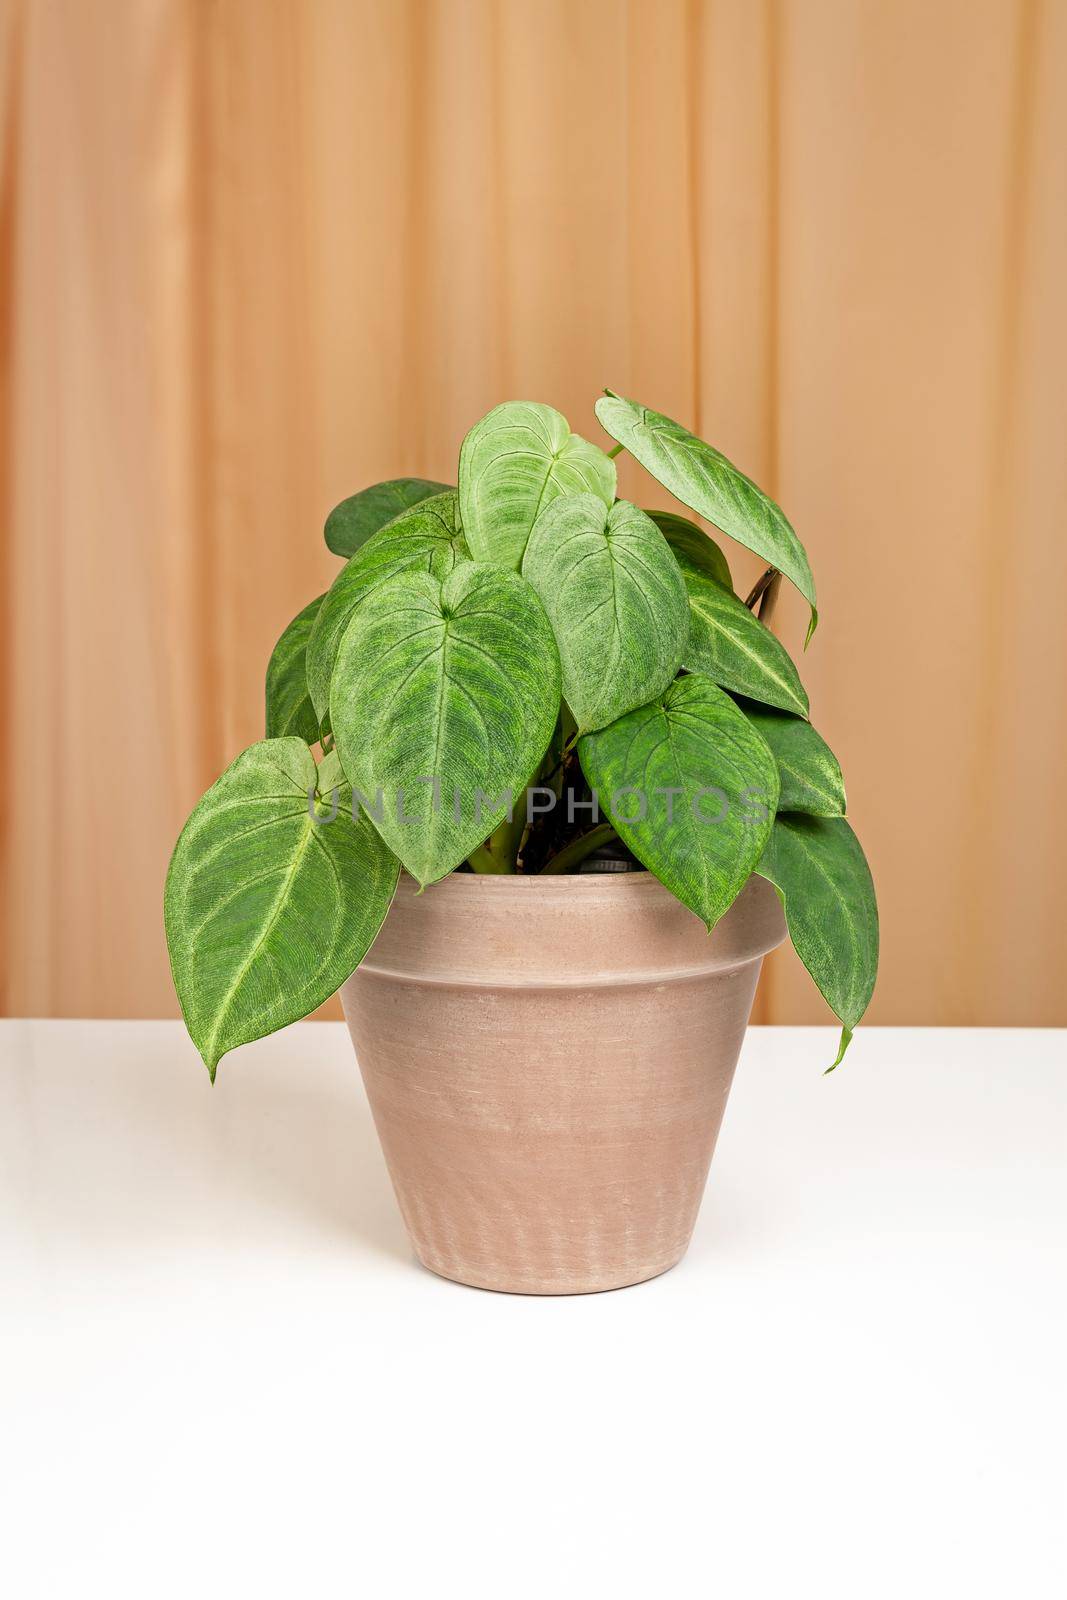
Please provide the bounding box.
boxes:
[351,870,786,989]
[409,867,657,891]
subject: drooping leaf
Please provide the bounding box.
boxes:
[306,490,468,721]
[734,702,845,816]
[330,563,561,885]
[324,478,452,558]
[522,495,689,733]
[675,551,809,716]
[757,814,878,1068]
[578,673,779,929]
[459,401,616,570]
[595,391,817,637]
[165,739,399,1079]
[648,510,733,591]
[265,594,324,744]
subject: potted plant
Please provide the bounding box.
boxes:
[165,394,878,1294]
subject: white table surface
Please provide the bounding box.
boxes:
[1,1020,1064,1598]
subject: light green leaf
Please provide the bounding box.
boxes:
[734,702,845,816]
[165,739,399,1080]
[757,814,878,1068]
[315,746,346,794]
[330,562,561,885]
[595,391,817,637]
[265,594,324,744]
[307,491,468,721]
[676,553,809,716]
[459,401,616,570]
[522,495,689,733]
[325,478,452,558]
[578,673,779,929]
[649,510,733,591]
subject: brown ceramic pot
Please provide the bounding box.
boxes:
[340,871,785,1295]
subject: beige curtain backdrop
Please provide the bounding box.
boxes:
[1,0,1065,1026]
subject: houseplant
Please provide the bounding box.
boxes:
[166,394,878,1293]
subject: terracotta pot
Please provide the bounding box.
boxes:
[340,871,785,1295]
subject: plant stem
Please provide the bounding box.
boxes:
[607,443,624,459]
[466,808,525,874]
[466,841,513,874]
[540,823,618,874]
[758,571,782,628]
[744,565,777,610]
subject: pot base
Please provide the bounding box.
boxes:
[412,1248,687,1297]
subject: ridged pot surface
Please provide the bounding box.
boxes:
[341,872,785,1295]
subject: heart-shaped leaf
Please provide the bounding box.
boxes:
[522,495,689,733]
[676,552,808,716]
[165,739,399,1079]
[330,563,561,884]
[307,491,468,721]
[325,478,452,558]
[757,814,878,1068]
[459,401,616,570]
[595,391,817,637]
[265,594,324,743]
[734,702,845,815]
[649,510,733,591]
[578,673,779,928]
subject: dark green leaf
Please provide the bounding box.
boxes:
[595,391,817,637]
[165,739,399,1079]
[649,510,733,591]
[522,495,689,733]
[265,594,324,744]
[459,401,616,570]
[324,478,452,558]
[734,703,845,816]
[757,814,878,1067]
[677,554,809,716]
[306,490,468,721]
[578,673,779,929]
[331,563,561,885]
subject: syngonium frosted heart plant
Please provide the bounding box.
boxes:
[166,394,879,1079]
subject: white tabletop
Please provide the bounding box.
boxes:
[1,1020,1064,1598]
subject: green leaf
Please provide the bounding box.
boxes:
[165,739,399,1080]
[265,594,324,744]
[307,490,468,721]
[522,495,689,733]
[734,702,845,816]
[676,553,809,716]
[324,478,452,558]
[595,391,817,637]
[756,814,878,1068]
[648,510,733,591]
[315,746,346,794]
[578,673,779,929]
[330,562,561,885]
[459,401,616,570]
